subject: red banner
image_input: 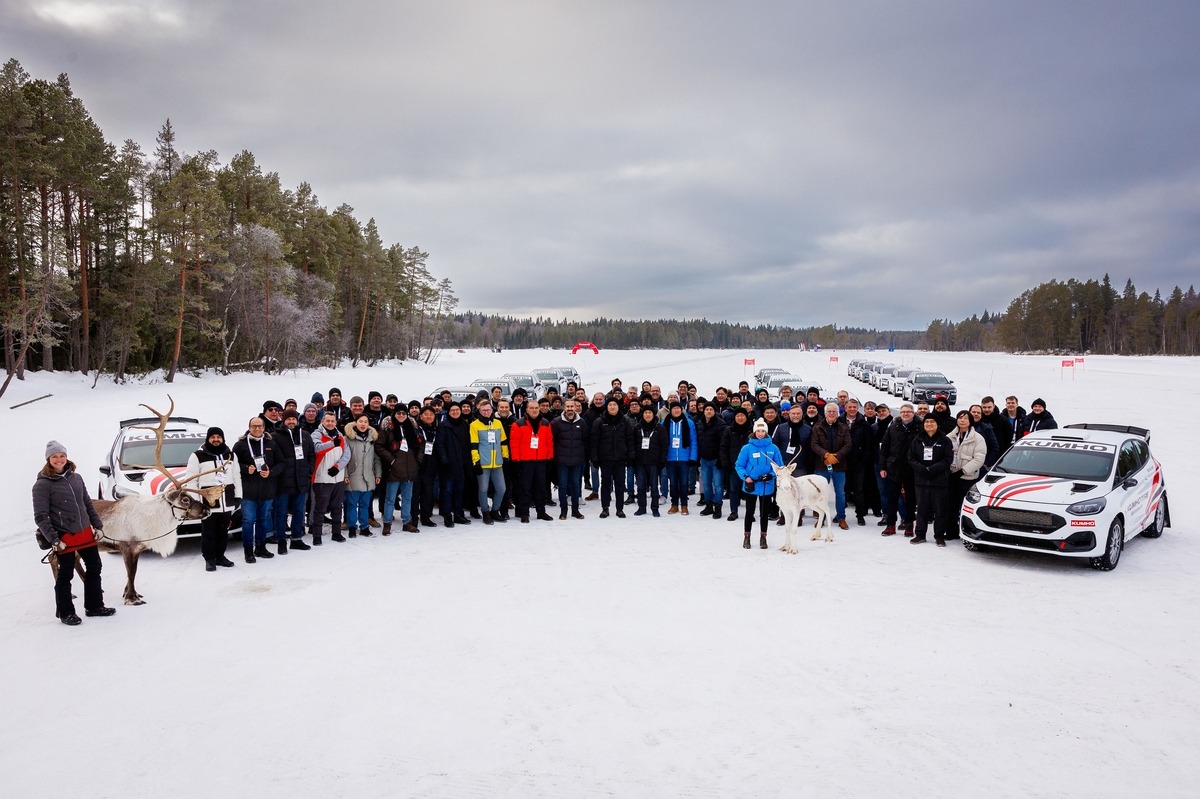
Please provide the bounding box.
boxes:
[744,358,755,365]
[1061,359,1075,368]
[829,356,839,363]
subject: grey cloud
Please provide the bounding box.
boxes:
[4,0,1199,329]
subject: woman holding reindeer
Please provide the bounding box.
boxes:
[735,419,784,550]
[32,441,116,626]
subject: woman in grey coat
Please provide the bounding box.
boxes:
[32,440,116,625]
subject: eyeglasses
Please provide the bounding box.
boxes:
[249,424,264,429]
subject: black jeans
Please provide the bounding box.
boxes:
[884,474,916,526]
[913,484,948,541]
[201,511,231,562]
[55,544,104,617]
[516,461,550,516]
[635,464,661,512]
[599,463,626,510]
[743,493,774,533]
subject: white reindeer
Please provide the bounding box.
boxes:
[770,462,835,554]
[53,398,225,605]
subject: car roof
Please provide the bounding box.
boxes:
[1024,425,1149,447]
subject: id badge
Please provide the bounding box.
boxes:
[293,445,304,460]
[923,446,934,462]
[752,452,760,459]
[530,437,539,450]
[253,456,266,470]
[786,445,796,454]
[671,437,681,449]
[424,442,434,456]
[641,437,651,450]
[400,439,409,452]
[487,431,496,443]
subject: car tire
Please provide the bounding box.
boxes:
[1141,494,1167,539]
[1090,517,1124,571]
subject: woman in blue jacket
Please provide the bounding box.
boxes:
[735,419,784,550]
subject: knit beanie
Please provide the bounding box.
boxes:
[45,440,67,459]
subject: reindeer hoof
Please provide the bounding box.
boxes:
[125,596,145,606]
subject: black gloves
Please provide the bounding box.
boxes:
[327,465,340,477]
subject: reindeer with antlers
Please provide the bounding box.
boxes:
[67,397,229,605]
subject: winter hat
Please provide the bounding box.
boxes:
[1031,398,1047,410]
[311,392,325,403]
[45,440,67,459]
[733,407,749,420]
[263,400,283,412]
[303,403,318,413]
[368,390,382,401]
[933,394,948,405]
[282,409,299,420]
[284,398,297,408]
[780,400,792,411]
[807,387,821,397]
[386,393,399,402]
[328,388,341,398]
[205,427,224,440]
[513,387,527,398]
[752,419,769,435]
[393,405,408,416]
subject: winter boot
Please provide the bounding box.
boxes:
[759,533,768,550]
[331,529,346,543]
[359,526,374,537]
[711,504,722,521]
[421,517,436,528]
[444,516,455,529]
[536,510,554,521]
[290,537,311,551]
[348,527,357,538]
[881,525,897,536]
[244,545,257,564]
[382,523,393,536]
[483,511,495,525]
[743,532,752,549]
[403,521,419,533]
[276,537,288,555]
[254,543,274,559]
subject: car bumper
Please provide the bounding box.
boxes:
[960,504,1103,557]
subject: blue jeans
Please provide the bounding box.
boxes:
[665,461,690,506]
[819,469,847,520]
[241,497,273,547]
[345,490,373,530]
[383,481,413,525]
[477,468,506,513]
[273,491,308,539]
[700,459,723,506]
[557,463,583,512]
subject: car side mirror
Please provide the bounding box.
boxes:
[99,465,111,476]
[1122,476,1138,489]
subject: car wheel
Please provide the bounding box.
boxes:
[1090,517,1124,571]
[1141,494,1167,539]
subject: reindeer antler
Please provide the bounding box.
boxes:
[127,395,233,496]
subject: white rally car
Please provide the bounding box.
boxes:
[959,424,1169,570]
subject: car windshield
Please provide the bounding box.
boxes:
[914,374,948,384]
[506,375,534,387]
[120,438,203,469]
[533,370,558,381]
[996,444,1114,481]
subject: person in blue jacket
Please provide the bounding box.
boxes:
[662,401,698,514]
[735,418,784,550]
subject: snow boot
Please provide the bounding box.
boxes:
[276,537,288,555]
[254,544,274,559]
[403,522,419,533]
[290,538,311,551]
[382,523,392,536]
[244,545,256,564]
[743,532,752,549]
[759,533,768,550]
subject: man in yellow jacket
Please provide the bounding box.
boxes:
[469,399,509,525]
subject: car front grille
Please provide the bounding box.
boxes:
[976,506,1065,533]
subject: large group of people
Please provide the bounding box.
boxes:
[33,375,1059,625]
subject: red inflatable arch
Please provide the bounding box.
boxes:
[571,340,600,355]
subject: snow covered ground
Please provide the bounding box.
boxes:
[1,349,1196,798]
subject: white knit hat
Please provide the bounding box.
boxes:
[753,419,769,435]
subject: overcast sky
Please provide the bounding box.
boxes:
[4,1,1199,329]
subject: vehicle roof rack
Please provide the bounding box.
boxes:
[1064,423,1150,442]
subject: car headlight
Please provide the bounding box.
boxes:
[1066,497,1106,515]
[966,485,981,503]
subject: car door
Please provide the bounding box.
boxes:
[1114,439,1149,539]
